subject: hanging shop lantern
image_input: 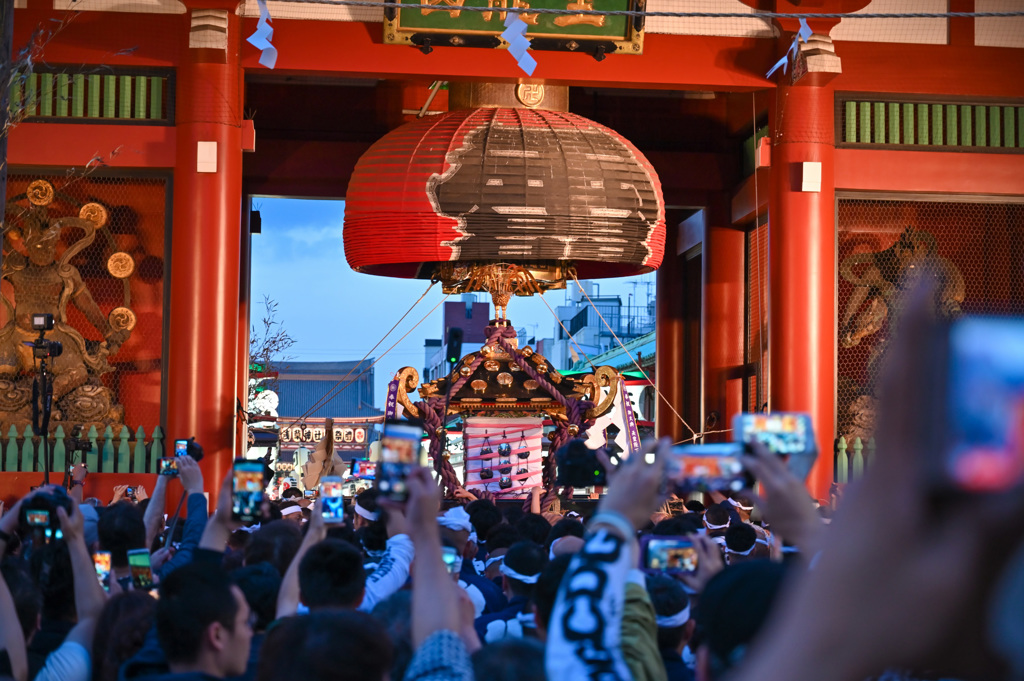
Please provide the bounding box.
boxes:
[343,104,666,295]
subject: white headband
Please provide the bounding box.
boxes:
[438,507,473,533]
[656,605,691,628]
[468,531,478,545]
[728,498,754,511]
[281,506,302,517]
[726,544,755,556]
[499,562,540,584]
[705,520,730,530]
[485,555,504,568]
[355,502,379,521]
[548,538,562,560]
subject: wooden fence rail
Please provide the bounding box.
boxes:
[0,425,164,475]
[834,435,875,484]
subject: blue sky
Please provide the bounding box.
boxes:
[250,197,655,410]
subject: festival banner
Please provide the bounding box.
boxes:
[620,377,641,455]
[385,379,400,420]
[463,416,544,498]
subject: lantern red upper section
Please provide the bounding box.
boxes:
[343,107,665,280]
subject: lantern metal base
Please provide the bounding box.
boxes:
[434,262,568,320]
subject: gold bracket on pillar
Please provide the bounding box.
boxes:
[189,9,230,62]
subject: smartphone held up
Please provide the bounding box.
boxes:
[232,459,265,523]
[376,419,426,502]
[320,476,345,523]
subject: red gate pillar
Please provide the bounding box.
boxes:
[768,82,836,501]
[167,6,244,497]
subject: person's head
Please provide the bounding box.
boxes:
[92,591,157,681]
[728,494,756,522]
[1,559,41,644]
[244,521,302,576]
[545,517,584,553]
[27,540,75,622]
[299,539,365,610]
[652,514,702,537]
[257,610,392,681]
[371,590,414,681]
[156,563,252,677]
[471,638,547,681]
[531,554,572,642]
[466,499,503,541]
[279,501,304,526]
[695,562,788,681]
[724,523,757,564]
[353,488,383,530]
[515,513,552,546]
[704,505,731,533]
[646,574,695,655]
[500,541,546,601]
[281,488,303,500]
[231,562,282,633]
[485,523,520,553]
[97,501,146,568]
[685,500,706,514]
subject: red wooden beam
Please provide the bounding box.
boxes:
[835,148,1024,197]
[8,122,177,167]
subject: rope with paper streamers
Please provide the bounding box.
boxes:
[247,0,278,69]
[501,13,536,76]
[766,18,811,78]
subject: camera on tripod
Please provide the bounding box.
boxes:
[28,314,63,359]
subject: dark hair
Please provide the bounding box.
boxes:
[244,521,302,576]
[684,500,706,514]
[545,518,584,552]
[502,541,547,599]
[651,515,701,537]
[466,500,503,539]
[515,514,552,546]
[27,540,75,621]
[281,488,303,500]
[484,523,520,552]
[645,574,691,651]
[731,494,755,511]
[156,563,240,665]
[299,539,366,610]
[1,559,41,641]
[471,638,546,681]
[704,505,731,529]
[92,591,157,681]
[232,562,282,632]
[326,524,357,546]
[724,523,757,554]
[257,610,392,681]
[532,554,572,632]
[371,591,414,681]
[503,504,525,527]
[97,502,146,568]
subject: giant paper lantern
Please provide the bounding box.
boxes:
[344,107,665,294]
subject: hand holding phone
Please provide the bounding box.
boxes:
[320,476,345,523]
[159,458,179,476]
[640,536,698,574]
[231,459,265,523]
[127,548,153,590]
[441,546,460,574]
[665,443,752,494]
[376,420,426,502]
[93,551,111,591]
[733,412,817,482]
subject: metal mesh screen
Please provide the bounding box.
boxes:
[745,220,769,414]
[3,171,167,441]
[837,198,1024,444]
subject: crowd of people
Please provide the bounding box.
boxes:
[0,296,1022,681]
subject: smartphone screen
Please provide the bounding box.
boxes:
[174,439,188,457]
[321,476,345,524]
[351,458,377,480]
[641,537,698,574]
[377,421,425,501]
[93,551,111,590]
[25,509,49,527]
[946,317,1024,492]
[159,458,178,476]
[666,443,751,494]
[441,546,460,574]
[127,549,153,590]
[734,412,817,482]
[232,460,265,522]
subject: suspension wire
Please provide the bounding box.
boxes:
[275,281,439,430]
[536,291,597,371]
[569,273,699,441]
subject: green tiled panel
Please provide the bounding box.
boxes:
[859,101,871,143]
[945,105,957,146]
[990,106,1001,147]
[103,75,116,117]
[149,77,162,119]
[888,102,900,143]
[56,74,69,117]
[844,101,856,143]
[931,104,943,145]
[24,74,37,117]
[135,76,147,119]
[88,75,100,118]
[961,105,973,146]
[976,105,987,146]
[39,73,53,116]
[1019,108,1024,147]
[873,102,885,144]
[72,74,84,117]
[1005,107,1017,148]
[903,103,915,144]
[917,104,929,145]
[8,79,21,114]
[119,75,131,118]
